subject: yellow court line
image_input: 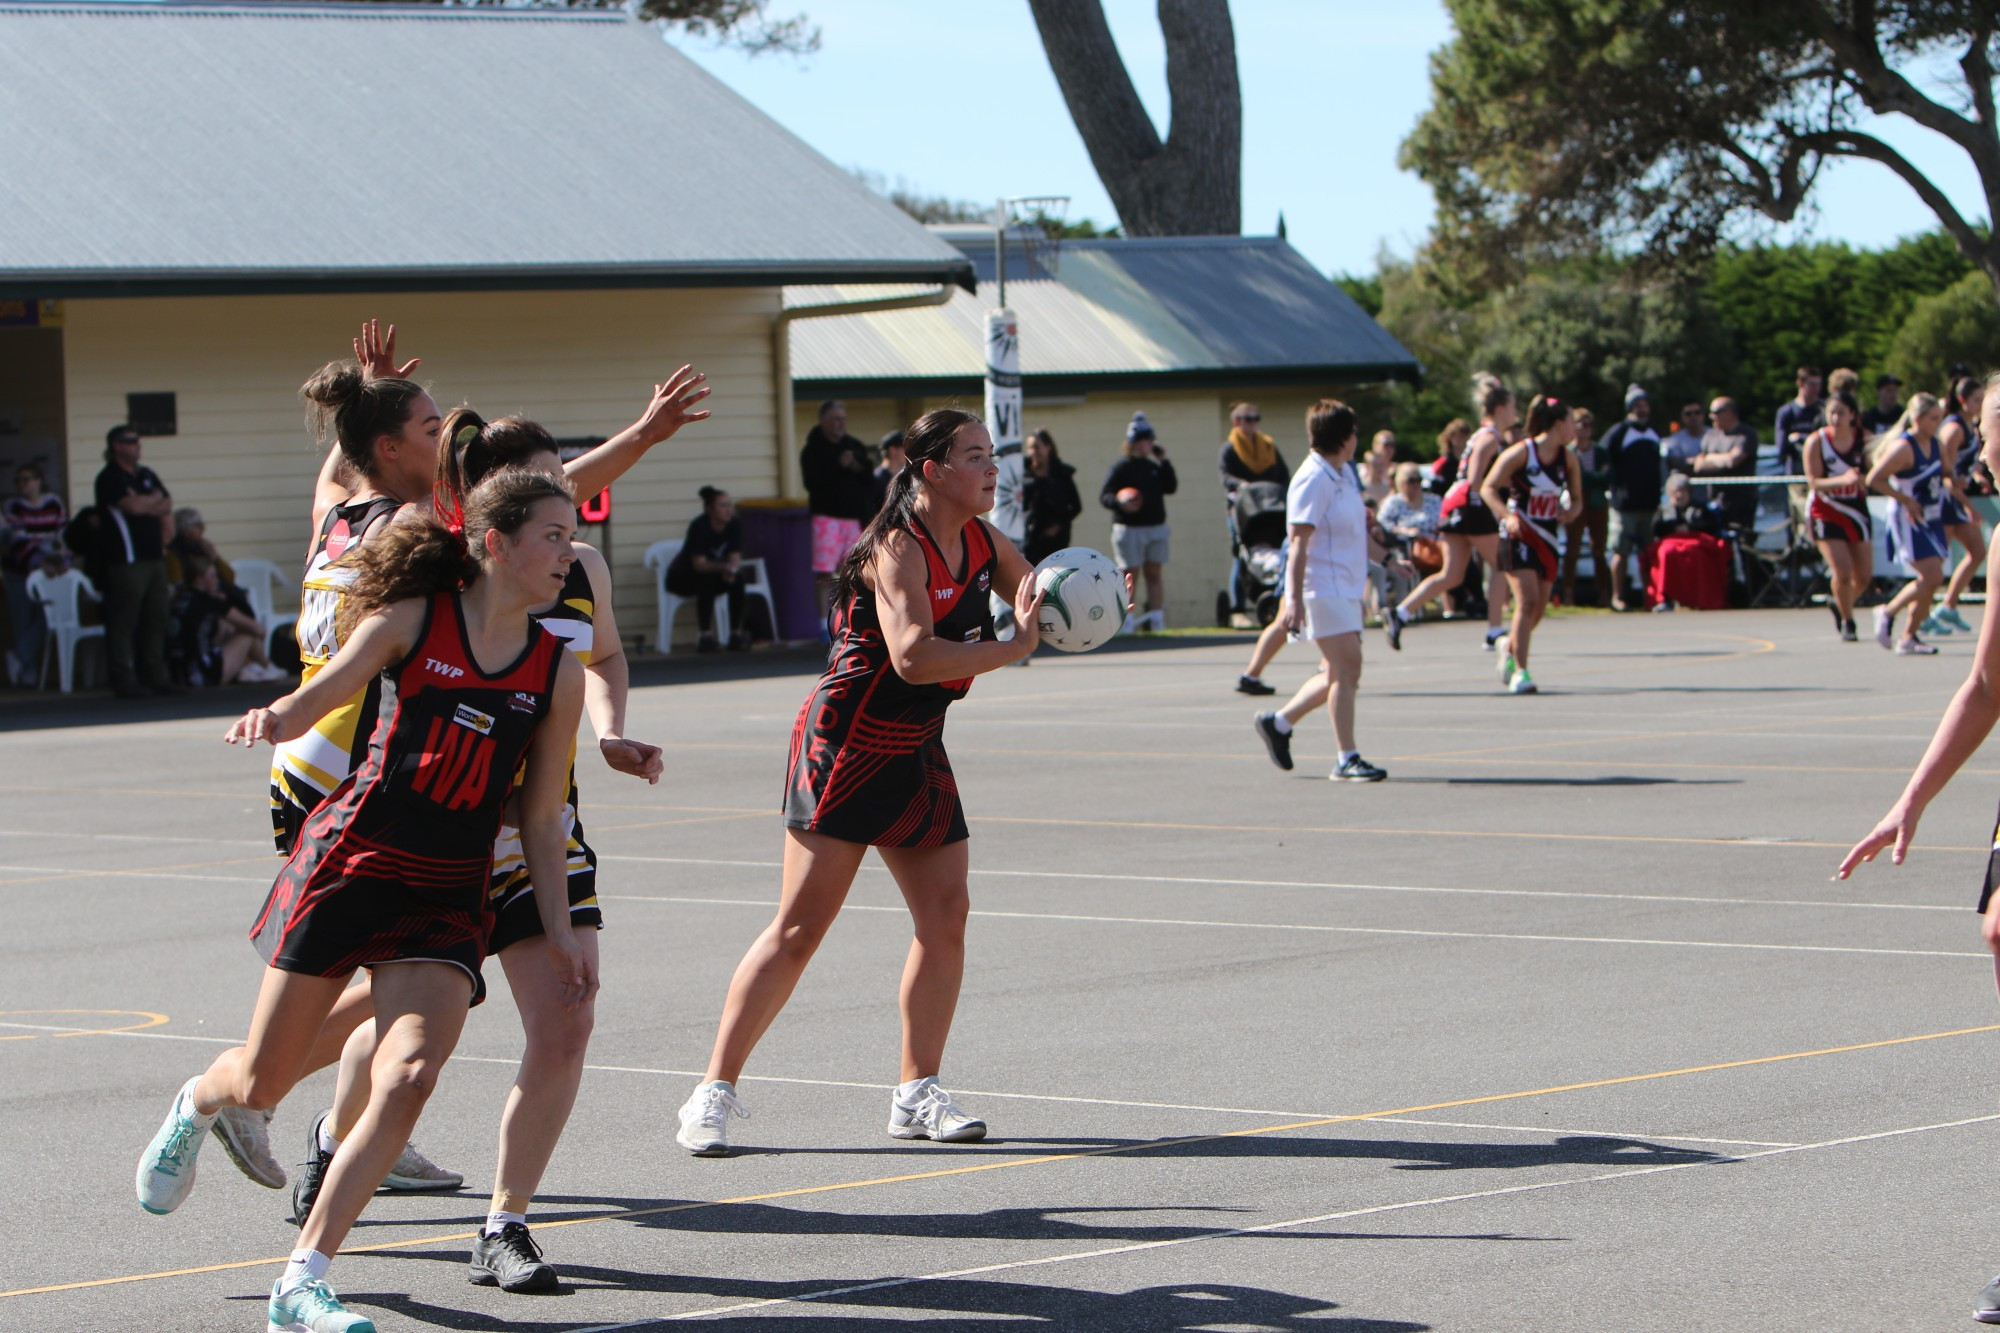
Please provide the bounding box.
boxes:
[0,1010,168,1042]
[1382,755,2000,778]
[7,1020,1997,1301]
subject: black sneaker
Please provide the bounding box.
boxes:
[1976,1273,2000,1323]
[1253,712,1293,771]
[1235,674,1276,696]
[1384,608,1403,652]
[470,1222,558,1293]
[1334,755,1388,783]
[289,1111,333,1227]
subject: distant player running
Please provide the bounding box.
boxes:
[1836,374,2000,1326]
[1480,395,1584,696]
[1385,375,1514,651]
[134,471,588,1333]
[1866,392,1952,656]
[1935,375,1989,635]
[673,408,1066,1156]
[1803,394,1874,642]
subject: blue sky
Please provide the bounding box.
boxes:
[674,0,1992,277]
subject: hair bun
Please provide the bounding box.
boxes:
[300,361,365,408]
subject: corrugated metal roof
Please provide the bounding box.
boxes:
[0,2,971,294]
[788,235,1419,389]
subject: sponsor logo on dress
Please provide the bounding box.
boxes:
[453,703,495,735]
[976,571,990,592]
[508,692,538,713]
[426,657,466,679]
[935,587,956,602]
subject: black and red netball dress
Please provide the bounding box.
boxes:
[1439,425,1503,537]
[252,592,565,999]
[1808,427,1873,544]
[1506,442,1566,581]
[784,517,997,848]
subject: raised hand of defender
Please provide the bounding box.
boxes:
[547,929,598,1010]
[1834,802,1921,879]
[601,737,664,784]
[633,365,713,445]
[353,318,420,380]
[224,707,282,747]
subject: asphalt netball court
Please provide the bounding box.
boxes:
[8,607,2000,1330]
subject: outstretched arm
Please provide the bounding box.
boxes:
[223,599,424,746]
[564,366,712,499]
[572,543,662,783]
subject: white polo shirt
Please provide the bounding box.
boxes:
[1286,450,1368,602]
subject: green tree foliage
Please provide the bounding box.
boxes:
[1884,270,2000,389]
[1404,0,2000,301]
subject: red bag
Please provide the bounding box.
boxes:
[1646,533,1730,610]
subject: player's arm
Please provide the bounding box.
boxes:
[874,529,1041,681]
[522,653,596,1008]
[574,542,661,783]
[1940,422,1970,503]
[1480,444,1527,534]
[1559,449,1585,524]
[223,599,425,746]
[1864,438,1921,519]
[1802,436,1834,491]
[563,366,712,499]
[311,442,357,538]
[1279,522,1312,635]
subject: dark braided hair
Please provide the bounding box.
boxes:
[829,407,982,609]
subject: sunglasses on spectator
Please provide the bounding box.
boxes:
[1236,414,1260,423]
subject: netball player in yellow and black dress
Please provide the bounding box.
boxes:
[674,408,1053,1156]
[134,471,588,1333]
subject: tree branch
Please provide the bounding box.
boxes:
[1815,0,1982,152]
[1801,128,1989,263]
[1026,0,1163,190]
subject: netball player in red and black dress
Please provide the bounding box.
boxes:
[674,408,1051,1155]
[1388,375,1516,650]
[1837,376,2000,1324]
[134,471,587,1333]
[1804,394,1874,641]
[1481,396,1584,696]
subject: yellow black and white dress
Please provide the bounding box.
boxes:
[486,555,603,951]
[269,495,404,855]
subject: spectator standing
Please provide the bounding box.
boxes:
[1021,429,1082,566]
[1361,431,1396,503]
[1250,399,1388,782]
[3,463,66,686]
[1101,412,1176,631]
[1556,407,1608,607]
[1217,402,1288,492]
[870,431,905,517]
[1600,386,1662,611]
[1692,398,1759,528]
[666,486,752,652]
[1861,374,1904,439]
[1428,419,1471,494]
[94,424,177,697]
[1773,365,1825,477]
[800,400,875,623]
[1660,402,1706,477]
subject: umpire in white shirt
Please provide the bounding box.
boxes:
[1251,400,1388,782]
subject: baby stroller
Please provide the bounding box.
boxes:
[1216,480,1289,626]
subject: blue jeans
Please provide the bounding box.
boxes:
[4,570,44,683]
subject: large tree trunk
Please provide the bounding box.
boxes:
[1027,0,1241,236]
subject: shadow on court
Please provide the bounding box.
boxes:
[342,1276,1430,1330]
[1387,776,1741,788]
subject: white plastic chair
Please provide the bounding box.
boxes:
[26,567,105,693]
[229,557,297,658]
[643,540,776,651]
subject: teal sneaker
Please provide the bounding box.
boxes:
[1941,605,1973,632]
[135,1077,210,1215]
[268,1276,376,1332]
[1920,612,1953,635]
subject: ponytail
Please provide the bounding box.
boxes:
[829,407,980,611]
[434,407,560,534]
[338,469,573,640]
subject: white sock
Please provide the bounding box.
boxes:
[1271,714,1294,735]
[279,1249,330,1290]
[316,1118,341,1156]
[1338,750,1359,766]
[179,1084,217,1129]
[485,1210,527,1237]
[896,1076,934,1102]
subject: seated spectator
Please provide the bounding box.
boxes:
[165,506,234,586]
[1377,463,1443,572]
[172,554,283,685]
[4,462,66,686]
[1646,475,1731,612]
[666,485,751,652]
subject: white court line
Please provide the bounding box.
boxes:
[0,864,268,885]
[0,829,270,849]
[597,854,1967,914]
[602,894,1988,960]
[572,1114,2000,1328]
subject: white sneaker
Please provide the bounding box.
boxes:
[268,1275,376,1332]
[214,1104,285,1189]
[888,1077,987,1143]
[1508,669,1538,695]
[1896,636,1940,656]
[136,1077,211,1215]
[380,1141,462,1191]
[1874,607,1894,649]
[676,1081,748,1156]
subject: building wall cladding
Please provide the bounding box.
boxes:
[63,288,780,645]
[800,387,1334,631]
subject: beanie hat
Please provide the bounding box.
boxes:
[1624,383,1649,409]
[1126,412,1155,443]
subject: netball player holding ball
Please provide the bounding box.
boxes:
[134,470,587,1333]
[675,408,1070,1154]
[1251,400,1389,782]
